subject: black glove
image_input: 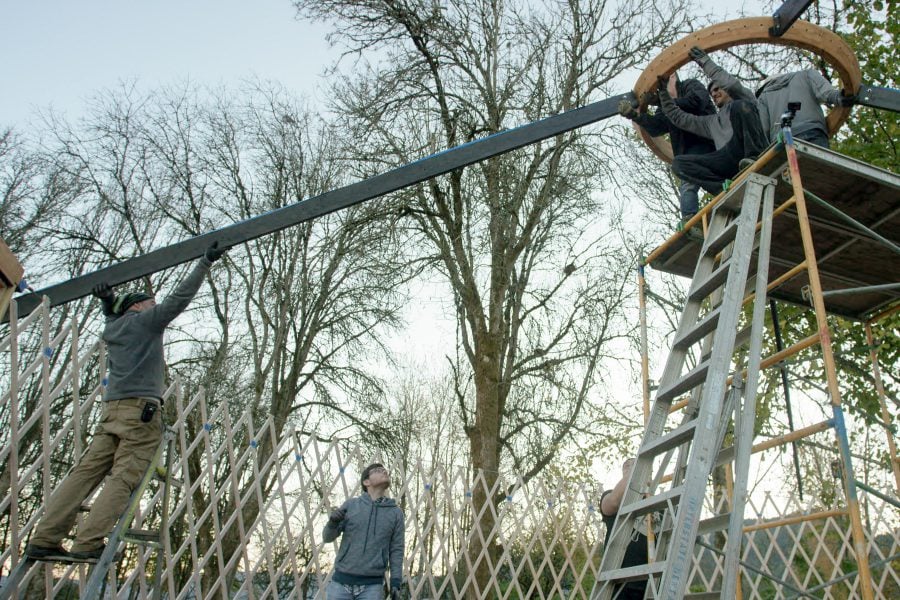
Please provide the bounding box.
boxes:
[390,587,401,600]
[838,92,857,107]
[617,99,637,119]
[327,507,346,526]
[92,283,116,316]
[688,46,710,66]
[204,241,227,263]
[92,283,113,300]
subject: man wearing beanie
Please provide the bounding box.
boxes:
[324,463,405,599]
[25,242,226,562]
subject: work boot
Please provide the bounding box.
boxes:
[24,543,70,562]
[69,546,104,563]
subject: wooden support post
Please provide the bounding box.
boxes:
[0,238,24,321]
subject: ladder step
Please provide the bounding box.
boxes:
[596,561,666,584]
[620,486,683,519]
[703,219,739,257]
[689,261,731,302]
[698,513,731,536]
[124,528,161,544]
[639,420,697,458]
[674,308,721,350]
[685,592,721,599]
[656,360,710,404]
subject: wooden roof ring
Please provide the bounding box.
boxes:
[634,17,862,163]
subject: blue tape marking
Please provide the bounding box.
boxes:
[250,439,258,448]
[295,454,303,462]
[831,406,858,502]
[547,500,553,508]
[588,503,595,512]
[204,423,212,431]
[783,127,794,146]
[465,490,472,498]
[101,378,108,386]
[43,347,53,358]
[425,483,432,491]
[506,495,513,503]
[339,466,345,474]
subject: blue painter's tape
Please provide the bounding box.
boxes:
[295,454,303,462]
[506,495,513,503]
[588,504,595,512]
[547,500,553,508]
[43,347,53,358]
[101,378,108,386]
[425,483,432,491]
[465,490,472,498]
[250,439,258,448]
[339,466,345,474]
[204,423,212,432]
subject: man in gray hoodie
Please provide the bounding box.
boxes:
[324,463,405,600]
[657,47,769,196]
[756,69,855,148]
[25,242,226,562]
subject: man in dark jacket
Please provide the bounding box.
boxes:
[657,47,769,196]
[25,243,226,562]
[756,69,855,148]
[601,458,648,600]
[620,74,717,221]
[324,463,405,600]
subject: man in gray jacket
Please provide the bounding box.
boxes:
[324,463,405,600]
[657,47,769,196]
[756,69,856,148]
[25,242,226,562]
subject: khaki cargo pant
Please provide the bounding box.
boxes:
[30,398,163,552]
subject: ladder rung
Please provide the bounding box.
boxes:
[689,261,731,302]
[597,561,666,584]
[703,219,739,256]
[685,592,721,599]
[733,324,752,351]
[657,360,710,404]
[639,420,698,458]
[698,513,731,535]
[674,308,721,350]
[124,529,161,543]
[620,486,683,519]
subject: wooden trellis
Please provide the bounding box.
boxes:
[1,300,898,599]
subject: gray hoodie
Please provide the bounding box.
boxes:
[756,69,843,143]
[103,257,212,401]
[324,492,405,589]
[659,55,757,149]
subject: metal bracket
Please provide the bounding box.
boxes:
[769,0,814,37]
[857,84,900,114]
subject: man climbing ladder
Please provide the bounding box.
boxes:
[23,243,226,562]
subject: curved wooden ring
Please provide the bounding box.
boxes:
[634,17,861,163]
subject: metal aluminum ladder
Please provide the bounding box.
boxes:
[0,429,175,600]
[593,172,777,600]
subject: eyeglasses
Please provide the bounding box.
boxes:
[710,86,722,93]
[368,467,388,475]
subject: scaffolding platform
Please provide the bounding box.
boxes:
[648,141,900,320]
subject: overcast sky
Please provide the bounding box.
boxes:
[1,0,338,129]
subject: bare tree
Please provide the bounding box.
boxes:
[295,0,692,594]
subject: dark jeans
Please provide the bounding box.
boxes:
[672,100,768,195]
[679,180,700,218]
[795,128,830,149]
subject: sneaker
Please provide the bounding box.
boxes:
[24,543,70,562]
[69,546,104,563]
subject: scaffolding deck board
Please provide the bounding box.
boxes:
[649,142,900,320]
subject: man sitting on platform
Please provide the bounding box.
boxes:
[656,47,769,196]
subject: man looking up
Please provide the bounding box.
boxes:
[657,47,769,196]
[324,463,405,600]
[25,242,227,562]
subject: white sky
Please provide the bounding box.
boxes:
[0,0,337,129]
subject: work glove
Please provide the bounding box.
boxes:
[204,241,227,263]
[838,92,857,107]
[327,507,346,526]
[688,46,710,66]
[617,98,638,119]
[92,283,116,316]
[390,587,401,600]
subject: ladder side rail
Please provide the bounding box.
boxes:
[656,176,771,599]
[721,184,777,597]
